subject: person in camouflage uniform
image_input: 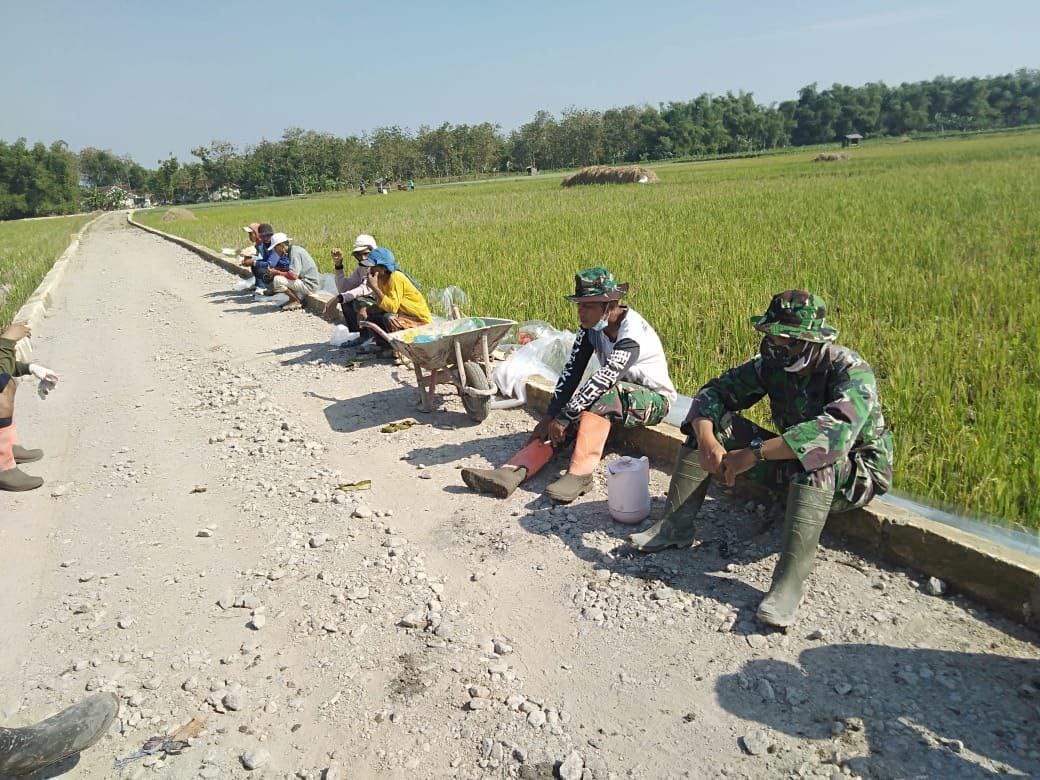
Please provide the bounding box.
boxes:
[462,268,677,503]
[630,290,894,627]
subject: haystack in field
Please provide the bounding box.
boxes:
[161,207,197,222]
[561,165,659,187]
[813,153,850,163]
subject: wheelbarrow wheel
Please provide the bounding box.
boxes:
[461,361,491,423]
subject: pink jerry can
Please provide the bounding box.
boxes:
[607,456,651,524]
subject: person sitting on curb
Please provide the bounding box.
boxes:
[323,233,378,344]
[0,692,119,776]
[0,322,59,492]
[358,247,432,356]
[238,223,280,299]
[630,290,894,628]
[265,232,320,311]
[462,267,676,504]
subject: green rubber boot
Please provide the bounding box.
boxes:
[629,445,710,552]
[756,482,833,628]
[0,692,119,776]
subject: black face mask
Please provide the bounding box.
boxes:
[759,337,809,369]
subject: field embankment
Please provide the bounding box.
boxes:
[0,214,93,329]
[138,132,1040,526]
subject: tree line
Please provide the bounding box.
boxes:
[1,69,1038,218]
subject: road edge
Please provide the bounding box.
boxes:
[126,213,340,321]
[12,212,105,363]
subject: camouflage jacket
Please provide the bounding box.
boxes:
[0,337,30,379]
[689,343,893,490]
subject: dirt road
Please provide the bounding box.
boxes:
[1,213,1037,779]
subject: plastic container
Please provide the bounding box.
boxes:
[607,456,651,524]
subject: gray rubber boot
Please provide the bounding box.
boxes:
[13,445,43,464]
[629,445,710,552]
[461,466,526,499]
[0,467,44,492]
[545,472,593,504]
[0,692,119,776]
[756,482,833,628]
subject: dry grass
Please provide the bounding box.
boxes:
[561,165,660,187]
[162,207,197,222]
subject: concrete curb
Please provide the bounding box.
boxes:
[122,213,1040,629]
[523,375,1040,629]
[126,213,341,322]
[12,213,105,364]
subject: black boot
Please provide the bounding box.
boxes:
[0,693,119,776]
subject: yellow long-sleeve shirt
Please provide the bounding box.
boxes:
[377,271,432,323]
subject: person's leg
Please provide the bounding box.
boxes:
[631,410,777,552]
[339,298,361,332]
[11,420,43,463]
[271,276,301,308]
[0,692,119,775]
[755,464,841,628]
[0,375,42,492]
[461,438,556,498]
[546,383,666,504]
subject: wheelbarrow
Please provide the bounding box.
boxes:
[361,317,517,422]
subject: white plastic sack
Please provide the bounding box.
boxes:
[329,325,359,347]
[492,331,575,403]
[232,277,256,291]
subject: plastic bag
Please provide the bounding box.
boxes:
[330,324,359,347]
[232,277,256,292]
[516,320,557,345]
[319,273,339,295]
[427,286,470,318]
[492,330,576,403]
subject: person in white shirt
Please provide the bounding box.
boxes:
[462,267,676,503]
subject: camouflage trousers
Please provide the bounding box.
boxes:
[710,412,879,513]
[586,382,669,428]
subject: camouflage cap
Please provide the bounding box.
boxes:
[750,290,838,343]
[565,267,629,302]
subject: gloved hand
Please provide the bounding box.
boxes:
[29,364,59,384]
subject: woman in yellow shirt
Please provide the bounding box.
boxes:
[360,247,432,354]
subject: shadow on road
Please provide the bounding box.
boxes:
[716,643,1040,777]
[515,493,769,624]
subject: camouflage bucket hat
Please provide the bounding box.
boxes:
[565,267,629,302]
[750,290,838,343]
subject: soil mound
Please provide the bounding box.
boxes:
[162,207,197,222]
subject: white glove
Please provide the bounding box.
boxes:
[28,364,59,384]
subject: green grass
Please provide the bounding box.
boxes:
[139,132,1040,527]
[0,215,92,331]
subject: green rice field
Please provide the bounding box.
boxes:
[0,215,92,331]
[138,132,1040,527]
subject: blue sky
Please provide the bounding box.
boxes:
[4,0,1037,165]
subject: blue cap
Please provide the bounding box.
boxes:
[365,246,397,273]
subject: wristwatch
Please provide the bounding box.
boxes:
[749,437,767,462]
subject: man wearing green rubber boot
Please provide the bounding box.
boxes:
[630,290,893,628]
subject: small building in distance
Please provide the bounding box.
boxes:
[842,133,863,148]
[209,185,241,202]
